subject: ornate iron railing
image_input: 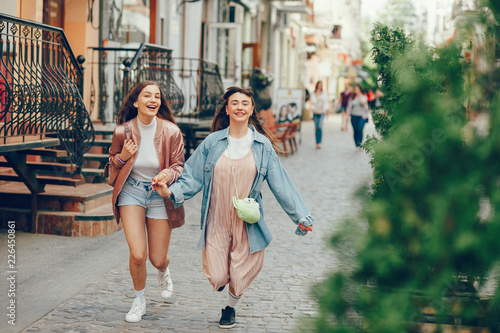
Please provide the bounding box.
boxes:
[172,57,225,119]
[0,13,94,168]
[89,44,224,123]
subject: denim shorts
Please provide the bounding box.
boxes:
[117,177,168,220]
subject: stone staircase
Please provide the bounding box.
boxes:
[0,182,120,236]
[81,124,115,182]
[0,126,120,236]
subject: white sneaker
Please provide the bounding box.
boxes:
[158,267,173,299]
[125,297,146,323]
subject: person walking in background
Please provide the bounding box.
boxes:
[310,81,329,149]
[339,84,352,131]
[367,89,376,109]
[108,81,185,323]
[374,88,385,109]
[347,85,370,148]
[156,86,314,329]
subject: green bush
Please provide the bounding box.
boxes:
[311,2,500,332]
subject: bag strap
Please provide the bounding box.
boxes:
[124,123,131,140]
[107,123,131,166]
[226,139,240,200]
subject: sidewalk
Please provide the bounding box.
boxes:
[1,114,375,332]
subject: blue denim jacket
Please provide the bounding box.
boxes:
[169,126,314,253]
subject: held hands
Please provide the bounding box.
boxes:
[152,171,169,188]
[154,182,172,198]
[119,139,137,161]
[152,172,171,197]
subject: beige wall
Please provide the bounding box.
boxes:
[18,0,43,22]
[1,0,17,16]
[64,0,101,121]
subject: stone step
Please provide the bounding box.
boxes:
[82,168,104,177]
[22,148,68,158]
[0,204,120,237]
[83,153,109,163]
[0,161,76,173]
[0,174,84,186]
[0,182,112,213]
[93,124,115,136]
[92,139,112,147]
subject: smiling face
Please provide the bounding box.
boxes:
[133,84,161,124]
[226,92,254,126]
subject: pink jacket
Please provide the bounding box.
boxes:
[109,117,185,228]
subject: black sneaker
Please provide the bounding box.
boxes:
[218,306,235,329]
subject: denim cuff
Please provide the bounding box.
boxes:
[169,183,184,208]
[295,214,313,236]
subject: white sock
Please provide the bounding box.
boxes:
[135,287,146,304]
[226,291,241,308]
[157,267,169,279]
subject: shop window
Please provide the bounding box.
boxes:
[43,0,64,28]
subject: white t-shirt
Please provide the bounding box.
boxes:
[130,117,160,182]
[224,127,253,160]
[311,91,329,114]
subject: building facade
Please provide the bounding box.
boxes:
[304,0,362,101]
[2,0,312,121]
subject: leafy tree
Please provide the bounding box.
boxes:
[310,2,500,332]
[367,23,413,138]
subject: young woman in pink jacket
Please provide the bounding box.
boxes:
[108,81,185,323]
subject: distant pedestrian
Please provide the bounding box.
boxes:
[310,81,329,149]
[374,88,384,109]
[347,85,369,148]
[156,86,314,329]
[367,89,376,109]
[108,81,185,323]
[339,84,352,131]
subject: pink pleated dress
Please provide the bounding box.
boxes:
[202,150,265,297]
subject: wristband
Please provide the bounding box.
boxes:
[117,156,126,164]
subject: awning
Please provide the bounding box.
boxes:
[272,1,312,15]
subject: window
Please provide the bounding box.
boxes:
[43,0,64,28]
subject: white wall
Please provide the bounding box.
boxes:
[2,0,17,15]
[426,0,455,47]
[183,2,203,59]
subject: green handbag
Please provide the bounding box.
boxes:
[227,140,261,224]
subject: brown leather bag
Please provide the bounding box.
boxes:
[103,124,130,186]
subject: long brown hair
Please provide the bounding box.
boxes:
[211,86,281,153]
[315,80,323,93]
[116,81,176,125]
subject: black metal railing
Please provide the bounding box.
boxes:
[0,13,94,168]
[89,44,224,123]
[171,57,224,119]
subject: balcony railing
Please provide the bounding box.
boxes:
[0,13,94,168]
[89,44,224,124]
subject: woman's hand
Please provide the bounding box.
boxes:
[152,171,169,188]
[154,182,172,198]
[119,139,137,161]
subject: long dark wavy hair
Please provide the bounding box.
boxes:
[315,80,323,93]
[116,81,176,125]
[211,86,281,153]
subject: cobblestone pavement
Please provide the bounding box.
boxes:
[20,115,375,333]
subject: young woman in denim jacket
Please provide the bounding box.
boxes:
[156,86,313,329]
[109,81,185,323]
